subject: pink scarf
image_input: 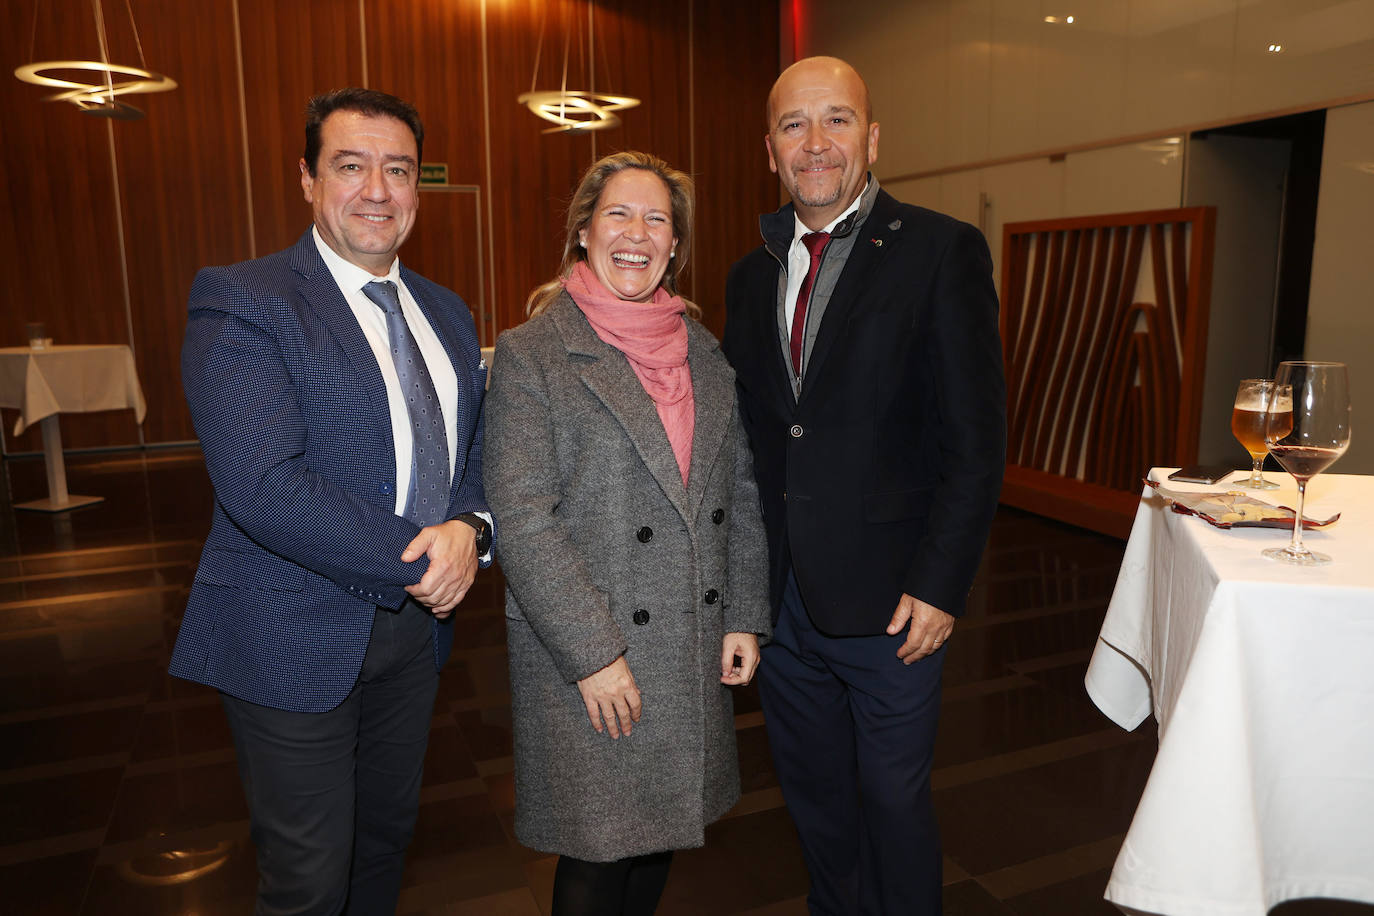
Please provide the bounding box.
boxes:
[563,261,695,486]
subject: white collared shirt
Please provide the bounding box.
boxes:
[782,181,869,332]
[312,227,460,517]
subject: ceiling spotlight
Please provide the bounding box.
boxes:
[1067,15,1075,23]
[1268,43,1283,52]
[1044,15,1058,22]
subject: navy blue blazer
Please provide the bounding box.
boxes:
[171,229,490,713]
[723,191,1006,634]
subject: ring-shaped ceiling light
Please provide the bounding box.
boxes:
[14,0,176,120]
[520,0,640,135]
[14,60,177,103]
[517,90,640,134]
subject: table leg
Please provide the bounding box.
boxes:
[14,415,104,512]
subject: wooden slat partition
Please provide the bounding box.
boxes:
[999,207,1216,538]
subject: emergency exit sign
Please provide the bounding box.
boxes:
[419,163,448,186]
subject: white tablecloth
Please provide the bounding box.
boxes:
[1085,468,1374,915]
[0,344,147,436]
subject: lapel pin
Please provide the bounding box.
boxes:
[871,238,883,247]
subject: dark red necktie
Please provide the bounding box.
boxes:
[790,231,830,376]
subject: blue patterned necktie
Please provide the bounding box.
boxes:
[362,280,450,526]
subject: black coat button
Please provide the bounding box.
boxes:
[704,589,719,605]
[789,424,804,438]
[711,508,725,524]
[633,609,650,625]
[637,526,653,543]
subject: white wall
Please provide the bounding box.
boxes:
[886,138,1183,293]
[802,0,1374,474]
[1305,100,1374,474]
[801,0,1374,177]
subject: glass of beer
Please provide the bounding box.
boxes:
[1231,379,1280,489]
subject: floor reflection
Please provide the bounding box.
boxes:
[0,448,1364,915]
[117,841,234,887]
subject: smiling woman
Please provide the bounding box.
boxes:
[577,170,677,303]
[485,151,771,916]
[524,151,697,318]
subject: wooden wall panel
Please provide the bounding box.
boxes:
[587,3,692,167]
[583,2,694,298]
[691,0,781,334]
[107,0,253,444]
[484,0,595,335]
[1,0,143,451]
[364,0,488,332]
[0,0,781,455]
[403,188,485,323]
[239,0,365,259]
[364,0,486,187]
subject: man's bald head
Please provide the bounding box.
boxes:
[763,55,879,229]
[766,56,873,128]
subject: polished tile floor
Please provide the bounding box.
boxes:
[1,449,1365,915]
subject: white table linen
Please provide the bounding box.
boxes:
[0,344,147,435]
[1086,468,1374,916]
[0,345,147,510]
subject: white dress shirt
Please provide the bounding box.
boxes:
[782,181,869,332]
[312,227,460,517]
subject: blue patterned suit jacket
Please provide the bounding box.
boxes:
[170,229,489,713]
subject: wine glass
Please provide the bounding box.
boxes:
[1231,378,1280,489]
[1262,361,1351,565]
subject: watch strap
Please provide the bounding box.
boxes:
[454,512,492,553]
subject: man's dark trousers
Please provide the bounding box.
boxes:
[758,572,944,916]
[220,600,438,915]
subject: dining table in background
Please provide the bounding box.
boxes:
[1085,467,1374,916]
[0,344,147,511]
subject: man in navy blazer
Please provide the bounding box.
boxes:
[723,58,1005,914]
[171,88,491,914]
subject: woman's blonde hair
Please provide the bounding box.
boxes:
[526,150,698,318]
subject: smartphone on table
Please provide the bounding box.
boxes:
[1166,464,1236,485]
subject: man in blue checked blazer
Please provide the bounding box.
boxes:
[171,88,492,915]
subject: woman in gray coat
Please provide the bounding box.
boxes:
[484,151,771,915]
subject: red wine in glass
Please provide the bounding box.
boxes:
[1262,362,1351,565]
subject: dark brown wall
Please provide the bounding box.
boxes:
[1,0,779,451]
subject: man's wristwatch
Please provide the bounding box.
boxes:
[454,513,492,556]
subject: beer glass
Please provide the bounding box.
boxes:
[1262,361,1351,565]
[1231,379,1280,489]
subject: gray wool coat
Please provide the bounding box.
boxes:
[484,293,771,862]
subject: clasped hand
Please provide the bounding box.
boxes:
[401,519,478,618]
